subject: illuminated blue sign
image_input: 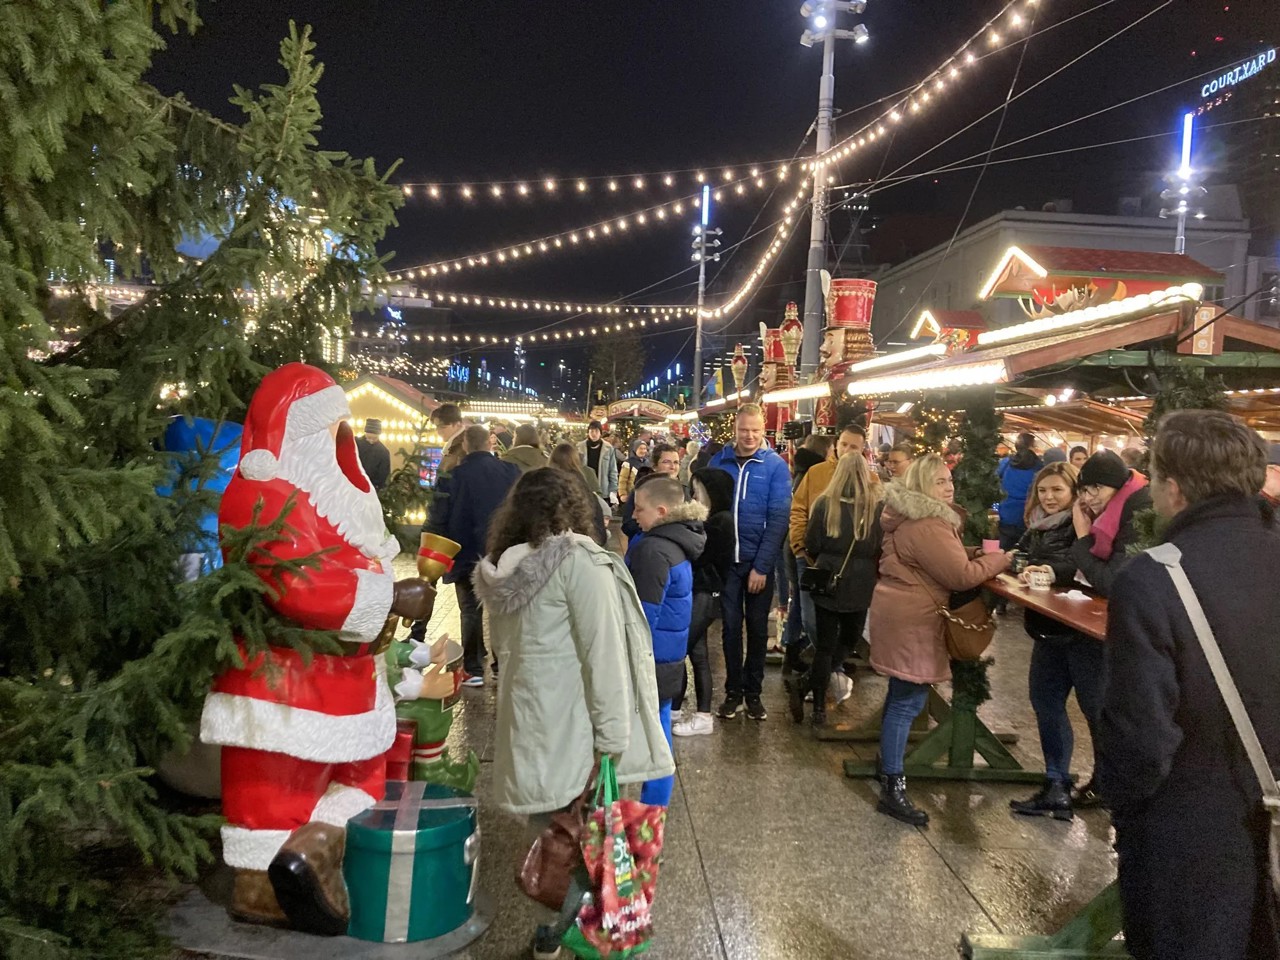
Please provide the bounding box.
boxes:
[385,306,403,322]
[1201,48,1275,99]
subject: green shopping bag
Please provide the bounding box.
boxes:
[562,756,666,959]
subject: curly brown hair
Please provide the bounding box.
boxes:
[486,467,596,561]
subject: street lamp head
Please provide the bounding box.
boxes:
[800,29,816,47]
[813,13,828,29]
[852,23,870,43]
[800,1,817,16]
[848,0,867,12]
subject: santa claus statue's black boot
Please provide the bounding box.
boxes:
[267,822,350,936]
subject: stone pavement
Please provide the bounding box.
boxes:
[410,572,1117,960]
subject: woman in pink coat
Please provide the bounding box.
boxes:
[869,453,1011,825]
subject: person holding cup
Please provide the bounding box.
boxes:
[869,454,1013,825]
[1006,461,1102,820]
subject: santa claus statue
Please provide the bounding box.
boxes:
[201,363,436,934]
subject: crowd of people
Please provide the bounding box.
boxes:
[360,401,1278,960]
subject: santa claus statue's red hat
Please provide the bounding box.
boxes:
[237,363,354,483]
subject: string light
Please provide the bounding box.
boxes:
[810,0,1037,169]
[385,180,788,280]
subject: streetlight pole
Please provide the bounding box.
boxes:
[800,25,836,390]
[692,184,719,408]
[1160,112,1206,255]
[798,2,870,397]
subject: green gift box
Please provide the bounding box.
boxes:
[343,780,479,943]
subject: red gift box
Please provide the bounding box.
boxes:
[385,719,416,781]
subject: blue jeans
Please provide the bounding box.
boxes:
[879,678,931,775]
[640,700,674,806]
[1029,633,1106,782]
[721,562,774,697]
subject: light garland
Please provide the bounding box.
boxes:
[846,342,948,373]
[376,288,696,317]
[354,311,694,346]
[396,165,795,206]
[700,181,813,320]
[845,360,1009,396]
[761,381,831,404]
[974,283,1204,347]
[807,0,1038,174]
[386,189,741,280]
[382,179,811,326]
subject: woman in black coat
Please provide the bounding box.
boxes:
[792,453,883,727]
[1007,461,1104,820]
[1100,410,1280,960]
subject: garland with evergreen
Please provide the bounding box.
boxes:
[952,389,1004,546]
[0,7,399,957]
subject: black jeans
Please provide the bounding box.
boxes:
[675,591,716,713]
[1028,632,1104,782]
[720,562,773,698]
[454,577,486,676]
[810,607,866,703]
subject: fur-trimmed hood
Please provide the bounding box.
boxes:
[472,532,596,615]
[638,499,708,563]
[648,499,708,528]
[881,482,961,532]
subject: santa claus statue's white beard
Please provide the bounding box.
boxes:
[275,428,399,563]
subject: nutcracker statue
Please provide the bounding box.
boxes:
[201,363,458,936]
[814,278,877,434]
[758,302,804,456]
[729,342,748,395]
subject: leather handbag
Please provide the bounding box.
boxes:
[909,569,996,661]
[800,509,859,599]
[938,596,997,661]
[516,764,597,911]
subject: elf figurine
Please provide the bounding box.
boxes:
[201,363,440,935]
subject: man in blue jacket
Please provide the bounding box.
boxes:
[710,404,792,721]
[627,477,707,805]
[428,424,520,685]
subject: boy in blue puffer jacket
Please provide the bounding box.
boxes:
[627,477,708,806]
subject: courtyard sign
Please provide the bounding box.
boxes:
[1201,48,1275,99]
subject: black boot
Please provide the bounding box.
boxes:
[786,675,806,724]
[877,773,929,826]
[809,678,826,727]
[1072,776,1105,809]
[1010,779,1074,821]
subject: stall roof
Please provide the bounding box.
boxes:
[345,374,439,413]
[979,245,1224,300]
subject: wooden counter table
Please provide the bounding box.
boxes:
[962,575,1127,960]
[985,573,1108,641]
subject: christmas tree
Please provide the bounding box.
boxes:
[0,6,400,957]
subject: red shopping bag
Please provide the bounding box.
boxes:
[562,757,665,959]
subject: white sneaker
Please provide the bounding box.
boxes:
[829,672,854,705]
[672,712,714,737]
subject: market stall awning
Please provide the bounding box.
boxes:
[979,245,1224,300]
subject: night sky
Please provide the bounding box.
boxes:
[147,0,1272,388]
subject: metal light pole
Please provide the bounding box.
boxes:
[798,2,870,396]
[692,184,720,407]
[1160,112,1206,254]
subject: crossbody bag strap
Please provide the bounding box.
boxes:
[1147,544,1280,809]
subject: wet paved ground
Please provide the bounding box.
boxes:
[409,560,1118,960]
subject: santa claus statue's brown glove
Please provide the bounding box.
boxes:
[392,578,436,622]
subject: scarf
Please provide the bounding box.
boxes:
[1089,471,1148,560]
[1027,505,1073,532]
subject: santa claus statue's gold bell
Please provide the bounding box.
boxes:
[417,532,461,584]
